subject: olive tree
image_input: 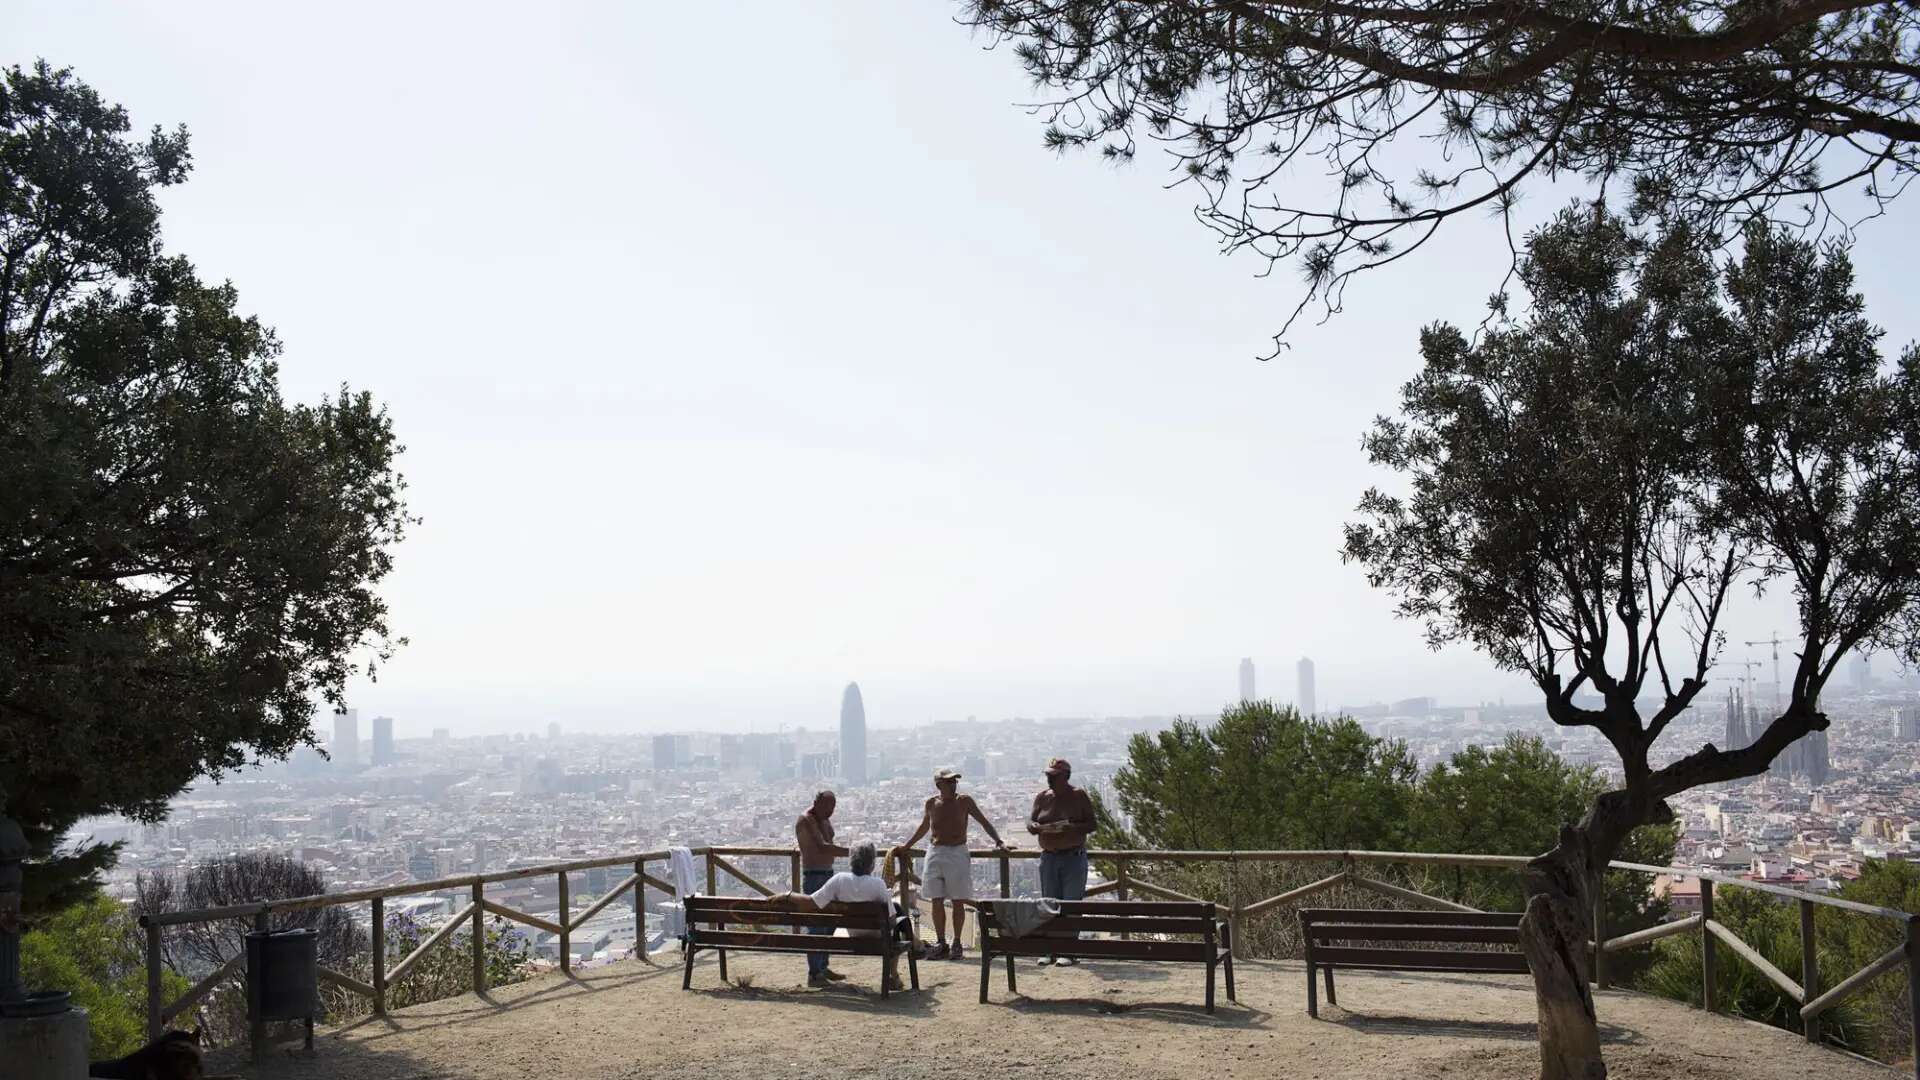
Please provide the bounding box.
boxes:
[1342,206,1920,1079]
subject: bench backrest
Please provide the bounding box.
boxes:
[1299,907,1526,956]
[684,895,892,932]
[976,899,1218,937]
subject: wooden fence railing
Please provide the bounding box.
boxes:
[138,846,1920,1075]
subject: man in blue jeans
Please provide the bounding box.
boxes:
[796,790,849,985]
[1028,757,1095,966]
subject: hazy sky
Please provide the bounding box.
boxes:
[9,3,1918,734]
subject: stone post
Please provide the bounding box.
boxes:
[0,791,92,1078]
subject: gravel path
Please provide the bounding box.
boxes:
[222,952,1900,1080]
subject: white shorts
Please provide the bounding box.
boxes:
[921,844,973,901]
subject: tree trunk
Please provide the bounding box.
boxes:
[1520,822,1605,1080]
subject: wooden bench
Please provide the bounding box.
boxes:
[681,895,919,996]
[974,899,1235,1012]
[1298,908,1528,1017]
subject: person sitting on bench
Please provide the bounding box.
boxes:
[776,839,905,990]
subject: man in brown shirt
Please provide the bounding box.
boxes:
[1028,757,1095,965]
[901,767,1007,960]
[796,790,849,983]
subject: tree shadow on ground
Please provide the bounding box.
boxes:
[684,981,940,1017]
[322,960,684,1046]
[1328,1008,1644,1046]
[995,994,1270,1027]
[209,1037,440,1080]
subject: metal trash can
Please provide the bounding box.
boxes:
[245,927,317,1055]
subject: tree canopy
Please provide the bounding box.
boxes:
[961,1,1920,340]
[0,62,411,914]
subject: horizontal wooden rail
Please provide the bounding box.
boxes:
[1706,918,1802,1001]
[1609,860,1913,922]
[481,899,563,936]
[1350,874,1481,914]
[569,873,640,932]
[1602,914,1701,952]
[1241,871,1349,917]
[1802,942,1908,1020]
[319,966,376,1000]
[161,953,243,1025]
[386,901,478,985]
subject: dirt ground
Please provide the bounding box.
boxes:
[224,951,1899,1080]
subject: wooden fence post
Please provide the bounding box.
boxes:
[1905,918,1920,1080]
[1700,879,1717,1014]
[707,851,718,898]
[998,850,1011,900]
[634,859,648,963]
[558,872,571,975]
[1117,858,1131,941]
[1229,853,1246,961]
[1795,899,1817,1043]
[1594,876,1608,990]
[471,881,486,993]
[146,921,163,1038]
[371,896,387,1015]
[791,852,802,892]
[249,909,270,1062]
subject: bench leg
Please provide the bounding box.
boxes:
[1206,957,1216,1014]
[1307,961,1317,1018]
[907,936,920,991]
[682,943,696,990]
[717,947,727,984]
[1225,950,1236,1003]
[979,939,992,1004]
[881,940,891,1000]
[1006,950,1017,995]
[1324,965,1336,1007]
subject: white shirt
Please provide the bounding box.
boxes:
[810,871,891,908]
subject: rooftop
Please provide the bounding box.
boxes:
[230,951,1896,1080]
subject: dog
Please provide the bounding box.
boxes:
[90,1028,212,1080]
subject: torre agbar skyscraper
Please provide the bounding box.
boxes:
[839,682,867,786]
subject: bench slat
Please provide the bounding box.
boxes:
[1307,924,1521,945]
[997,916,1215,935]
[1300,908,1523,927]
[691,930,891,955]
[976,900,1214,918]
[1312,946,1530,973]
[686,908,888,930]
[984,937,1211,962]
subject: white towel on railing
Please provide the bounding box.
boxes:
[660,846,698,939]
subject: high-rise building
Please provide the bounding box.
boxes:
[840,682,868,786]
[1853,651,1873,696]
[652,733,678,771]
[371,715,395,766]
[1296,658,1317,719]
[332,708,360,769]
[1238,658,1256,702]
[547,721,561,740]
[1898,705,1920,742]
[1723,690,1747,751]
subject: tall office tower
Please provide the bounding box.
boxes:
[332,708,360,768]
[652,733,678,771]
[1898,705,1920,742]
[547,721,561,740]
[1238,658,1257,702]
[1854,651,1873,696]
[1296,658,1317,720]
[1723,690,1747,751]
[371,715,395,766]
[840,682,868,786]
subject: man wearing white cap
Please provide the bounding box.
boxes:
[901,767,1007,960]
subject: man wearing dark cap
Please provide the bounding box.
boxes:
[1028,757,1096,965]
[901,767,1007,960]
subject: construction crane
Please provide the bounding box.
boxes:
[1730,659,1764,709]
[1743,634,1785,712]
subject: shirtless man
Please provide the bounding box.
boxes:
[796,790,850,983]
[900,767,1007,960]
[1028,757,1096,966]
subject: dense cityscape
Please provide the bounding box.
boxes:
[77,653,1920,971]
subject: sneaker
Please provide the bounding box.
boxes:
[949,943,966,962]
[808,973,832,987]
[926,942,950,961]
[1036,957,1056,968]
[821,968,848,982]
[1055,957,1078,967]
